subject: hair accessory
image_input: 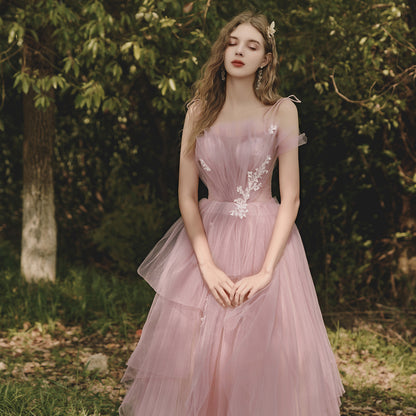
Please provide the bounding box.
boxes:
[256,67,263,90]
[267,21,276,38]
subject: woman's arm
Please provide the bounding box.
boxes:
[231,100,301,306]
[178,107,234,307]
[261,144,300,273]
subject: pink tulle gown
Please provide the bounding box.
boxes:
[119,96,344,415]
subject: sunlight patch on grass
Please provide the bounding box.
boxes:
[328,320,416,415]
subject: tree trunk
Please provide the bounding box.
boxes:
[21,28,57,282]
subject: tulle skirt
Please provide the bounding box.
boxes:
[119,198,344,415]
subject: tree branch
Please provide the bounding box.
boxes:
[381,26,416,54]
[0,46,23,64]
[330,73,369,105]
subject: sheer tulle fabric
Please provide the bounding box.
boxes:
[119,96,344,415]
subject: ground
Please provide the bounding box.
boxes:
[0,311,415,416]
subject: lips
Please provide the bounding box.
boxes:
[231,60,244,67]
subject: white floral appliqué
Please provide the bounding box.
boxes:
[199,159,211,172]
[268,124,277,135]
[230,155,272,219]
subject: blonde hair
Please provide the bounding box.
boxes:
[186,11,280,154]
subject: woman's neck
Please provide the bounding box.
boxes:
[223,75,262,115]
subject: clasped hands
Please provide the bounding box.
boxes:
[199,262,272,308]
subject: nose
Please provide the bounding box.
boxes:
[235,44,244,56]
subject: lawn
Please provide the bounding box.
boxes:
[0,267,415,415]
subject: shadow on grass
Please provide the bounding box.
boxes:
[341,384,416,415]
[0,265,155,338]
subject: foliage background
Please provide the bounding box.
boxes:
[0,0,415,311]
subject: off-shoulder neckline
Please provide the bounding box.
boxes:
[201,94,301,136]
[205,95,300,133]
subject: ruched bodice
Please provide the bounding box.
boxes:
[195,95,306,218]
[195,121,277,211]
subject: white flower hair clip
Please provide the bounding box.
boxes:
[267,21,276,38]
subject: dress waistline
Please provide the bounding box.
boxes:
[199,197,278,219]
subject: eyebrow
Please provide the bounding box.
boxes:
[229,36,261,45]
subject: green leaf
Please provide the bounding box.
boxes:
[133,44,142,61]
[121,42,133,53]
[168,78,176,91]
[22,77,30,94]
[383,150,396,159]
[12,73,22,89]
[63,58,72,74]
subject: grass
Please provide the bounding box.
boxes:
[0,264,146,416]
[0,263,415,415]
[328,319,416,415]
[0,382,116,416]
[0,264,154,337]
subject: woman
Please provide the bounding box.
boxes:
[119,11,344,416]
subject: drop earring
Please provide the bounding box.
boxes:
[221,68,226,81]
[256,67,263,90]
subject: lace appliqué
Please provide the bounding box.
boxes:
[230,155,272,219]
[199,159,211,172]
[268,124,277,135]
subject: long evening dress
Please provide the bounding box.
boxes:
[119,95,344,415]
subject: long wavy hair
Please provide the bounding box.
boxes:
[185,11,280,154]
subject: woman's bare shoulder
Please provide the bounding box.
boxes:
[270,98,298,124]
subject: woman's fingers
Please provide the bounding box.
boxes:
[211,287,225,307]
[220,277,235,306]
[221,281,233,296]
[240,289,248,305]
[202,265,236,307]
[208,274,266,308]
[231,281,242,305]
[237,281,258,305]
[223,279,234,294]
[235,285,245,305]
[209,282,233,307]
[231,281,243,305]
[217,287,232,307]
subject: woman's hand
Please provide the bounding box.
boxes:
[231,270,273,307]
[199,262,235,307]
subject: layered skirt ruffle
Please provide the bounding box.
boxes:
[119,198,344,416]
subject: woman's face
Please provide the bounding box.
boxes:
[223,23,270,80]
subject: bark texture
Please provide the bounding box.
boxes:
[21,27,57,282]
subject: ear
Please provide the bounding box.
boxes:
[261,52,272,68]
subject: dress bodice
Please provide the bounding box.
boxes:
[194,96,306,219]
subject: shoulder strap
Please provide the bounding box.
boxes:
[287,94,301,103]
[270,95,301,110]
[264,95,301,125]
